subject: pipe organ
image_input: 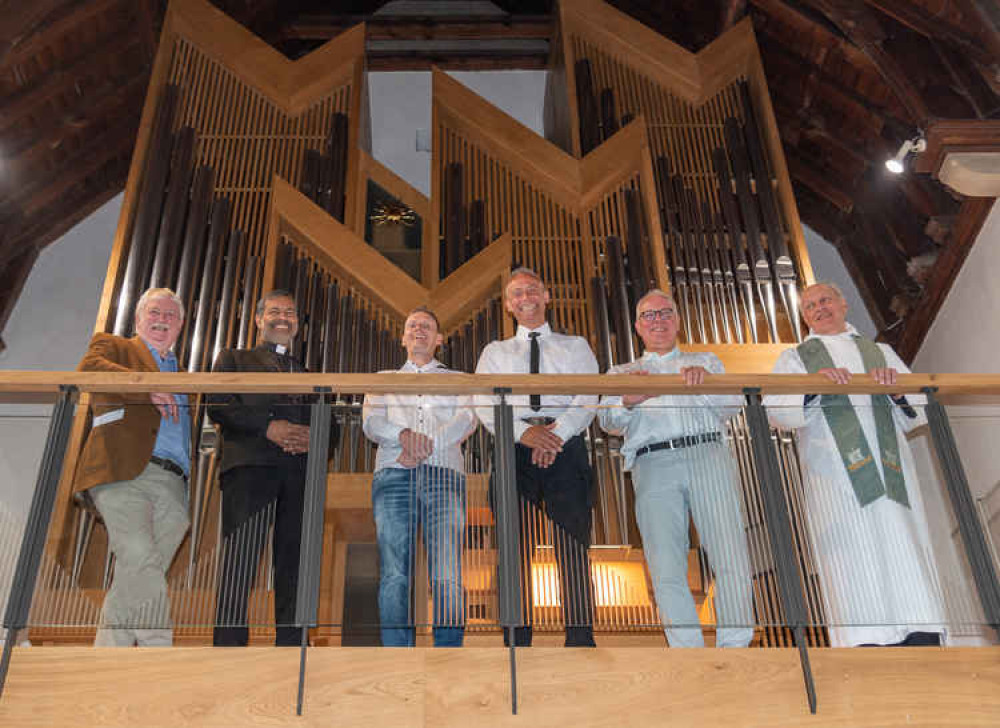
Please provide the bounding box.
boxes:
[43,0,828,646]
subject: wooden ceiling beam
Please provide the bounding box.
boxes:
[4,59,148,188]
[280,14,553,42]
[365,53,548,71]
[861,0,998,66]
[0,0,70,63]
[756,27,912,138]
[796,0,931,124]
[0,7,139,135]
[0,0,123,70]
[783,147,856,212]
[0,108,138,225]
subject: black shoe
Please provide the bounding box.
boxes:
[565,627,596,647]
[502,626,532,647]
[899,631,941,646]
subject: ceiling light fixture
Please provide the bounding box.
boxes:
[885,136,927,174]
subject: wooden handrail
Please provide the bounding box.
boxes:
[1,371,998,397]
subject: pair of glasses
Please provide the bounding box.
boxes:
[638,309,675,322]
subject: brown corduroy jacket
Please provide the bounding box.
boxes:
[72,333,189,493]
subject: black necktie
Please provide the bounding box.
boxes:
[529,332,541,411]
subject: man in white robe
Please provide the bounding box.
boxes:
[766,282,945,647]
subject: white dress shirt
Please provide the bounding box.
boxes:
[362,358,476,474]
[474,322,598,443]
[598,347,742,470]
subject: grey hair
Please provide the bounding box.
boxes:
[802,281,845,301]
[506,267,545,295]
[634,288,676,317]
[255,289,297,317]
[136,288,184,321]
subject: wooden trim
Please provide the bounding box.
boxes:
[894,196,995,362]
[433,69,582,212]
[2,371,999,396]
[429,233,512,335]
[560,0,701,102]
[358,151,432,224]
[271,177,426,321]
[578,118,646,209]
[914,119,1000,175]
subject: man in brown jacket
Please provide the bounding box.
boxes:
[74,287,192,646]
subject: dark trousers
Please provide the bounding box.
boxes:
[214,461,306,646]
[492,434,596,647]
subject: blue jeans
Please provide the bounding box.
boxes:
[372,465,466,647]
[632,445,754,648]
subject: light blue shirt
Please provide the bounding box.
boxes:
[145,341,191,477]
[598,347,742,470]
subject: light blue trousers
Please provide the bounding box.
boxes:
[632,445,754,648]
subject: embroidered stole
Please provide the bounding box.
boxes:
[797,337,909,508]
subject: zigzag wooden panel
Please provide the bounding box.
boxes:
[46,0,369,572]
[549,0,816,351]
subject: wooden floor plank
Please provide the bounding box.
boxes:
[0,647,998,727]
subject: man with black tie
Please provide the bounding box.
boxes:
[475,268,599,647]
[208,289,315,646]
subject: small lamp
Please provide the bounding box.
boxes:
[885,137,927,174]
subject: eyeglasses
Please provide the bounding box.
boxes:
[638,308,676,322]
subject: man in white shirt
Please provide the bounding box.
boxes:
[767,282,944,647]
[362,307,476,647]
[599,289,753,648]
[475,268,599,647]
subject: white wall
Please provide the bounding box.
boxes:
[368,70,547,196]
[0,193,120,519]
[906,200,1000,644]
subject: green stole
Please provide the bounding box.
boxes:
[797,336,910,509]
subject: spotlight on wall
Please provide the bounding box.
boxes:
[885,136,927,174]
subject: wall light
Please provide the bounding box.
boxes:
[885,136,927,174]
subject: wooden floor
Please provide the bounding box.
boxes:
[1,646,998,727]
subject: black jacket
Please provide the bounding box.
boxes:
[208,344,334,474]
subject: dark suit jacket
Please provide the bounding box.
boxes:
[208,345,316,475]
[73,333,189,493]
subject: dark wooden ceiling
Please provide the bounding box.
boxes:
[1,0,998,359]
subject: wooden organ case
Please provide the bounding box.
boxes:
[40,0,826,648]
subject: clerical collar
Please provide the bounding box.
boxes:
[516,322,551,339]
[258,341,290,356]
[642,346,680,361]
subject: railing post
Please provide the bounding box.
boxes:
[294,386,333,716]
[0,385,78,700]
[922,387,1000,633]
[743,388,817,714]
[493,387,521,716]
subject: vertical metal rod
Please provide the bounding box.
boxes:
[743,388,816,714]
[0,385,78,699]
[493,388,521,715]
[293,387,333,715]
[923,387,1000,632]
